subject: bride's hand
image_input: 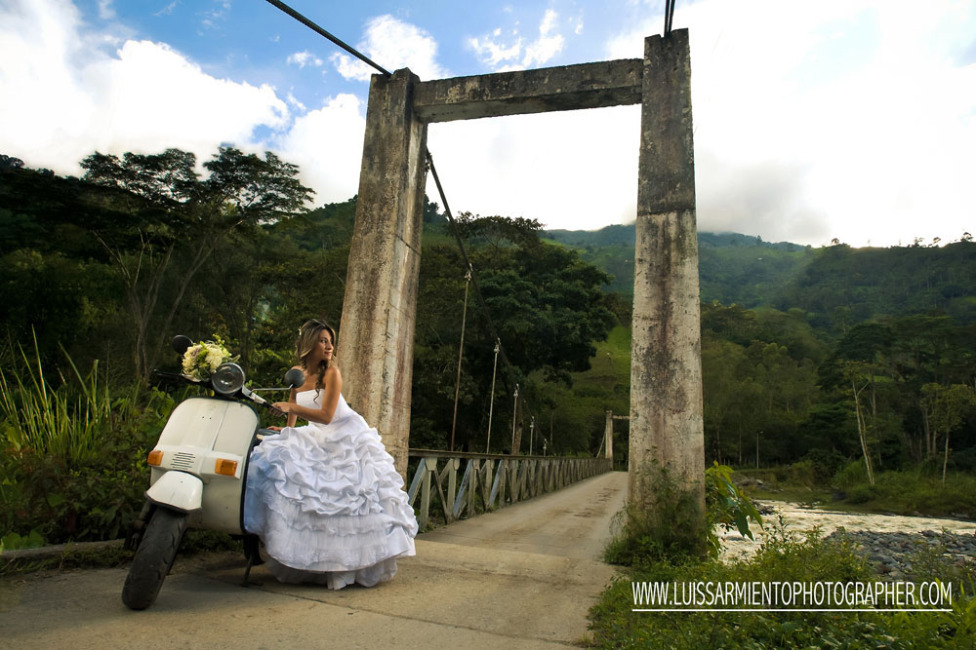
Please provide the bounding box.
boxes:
[271,402,290,418]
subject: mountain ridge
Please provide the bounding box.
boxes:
[543,224,976,325]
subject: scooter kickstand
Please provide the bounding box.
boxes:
[243,556,256,586]
[241,534,264,586]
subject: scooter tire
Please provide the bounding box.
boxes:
[121,507,188,610]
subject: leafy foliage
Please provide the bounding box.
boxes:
[0,353,169,544]
[705,462,764,558]
[410,216,617,452]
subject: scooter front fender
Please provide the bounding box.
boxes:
[146,471,203,512]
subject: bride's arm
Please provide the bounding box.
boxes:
[285,384,298,428]
[274,366,342,425]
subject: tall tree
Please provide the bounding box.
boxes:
[920,383,976,483]
[80,147,313,378]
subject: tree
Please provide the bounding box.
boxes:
[202,147,312,225]
[80,147,313,378]
[410,217,617,452]
[920,383,976,484]
[0,154,25,169]
[843,361,883,485]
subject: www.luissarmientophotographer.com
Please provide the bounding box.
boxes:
[632,580,953,612]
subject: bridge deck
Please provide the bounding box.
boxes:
[420,468,627,560]
[0,472,629,648]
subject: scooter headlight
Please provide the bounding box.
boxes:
[212,362,245,395]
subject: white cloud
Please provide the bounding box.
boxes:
[0,0,288,177]
[97,0,114,20]
[426,106,640,231]
[540,8,558,36]
[4,0,972,250]
[199,0,231,31]
[469,8,566,72]
[333,14,448,81]
[467,32,522,69]
[604,0,976,246]
[154,2,178,18]
[287,50,323,68]
[274,94,367,206]
[286,91,306,112]
[89,40,288,152]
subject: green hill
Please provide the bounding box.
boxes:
[544,226,814,306]
[544,224,976,325]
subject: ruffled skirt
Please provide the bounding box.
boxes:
[243,413,418,589]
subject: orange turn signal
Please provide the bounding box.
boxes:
[147,450,163,466]
[214,458,238,477]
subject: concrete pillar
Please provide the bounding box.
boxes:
[604,411,614,460]
[628,30,705,524]
[339,69,428,478]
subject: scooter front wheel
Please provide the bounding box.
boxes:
[121,506,188,610]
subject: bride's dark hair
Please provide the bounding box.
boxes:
[296,319,337,390]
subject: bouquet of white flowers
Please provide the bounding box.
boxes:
[181,336,234,382]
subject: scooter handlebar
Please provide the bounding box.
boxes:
[151,369,193,386]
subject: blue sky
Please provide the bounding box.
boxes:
[1,0,974,247]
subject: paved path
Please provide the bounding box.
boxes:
[0,471,628,649]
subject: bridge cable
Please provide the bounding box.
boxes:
[426,152,538,430]
[262,0,392,76]
[485,338,500,454]
[664,0,676,37]
[449,265,472,452]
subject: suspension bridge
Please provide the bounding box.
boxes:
[4,3,702,645]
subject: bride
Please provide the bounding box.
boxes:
[243,319,418,589]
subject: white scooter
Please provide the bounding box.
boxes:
[122,335,303,610]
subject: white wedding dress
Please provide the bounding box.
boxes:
[243,389,418,589]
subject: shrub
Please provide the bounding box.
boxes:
[605,464,708,566]
[801,448,847,483]
[833,458,869,489]
[0,366,171,545]
[845,483,878,504]
[605,463,763,566]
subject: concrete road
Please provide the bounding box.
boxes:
[0,471,627,649]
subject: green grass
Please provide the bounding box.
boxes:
[0,338,117,465]
[594,462,976,647]
[737,462,976,520]
[836,469,976,520]
[591,521,976,648]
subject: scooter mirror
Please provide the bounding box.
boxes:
[171,335,193,355]
[283,368,305,389]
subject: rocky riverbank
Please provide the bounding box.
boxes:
[719,501,976,580]
[826,528,976,581]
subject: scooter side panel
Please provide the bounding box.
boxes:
[150,398,259,534]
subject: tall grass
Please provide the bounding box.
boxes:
[0,336,115,464]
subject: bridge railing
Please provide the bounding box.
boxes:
[406,449,613,530]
